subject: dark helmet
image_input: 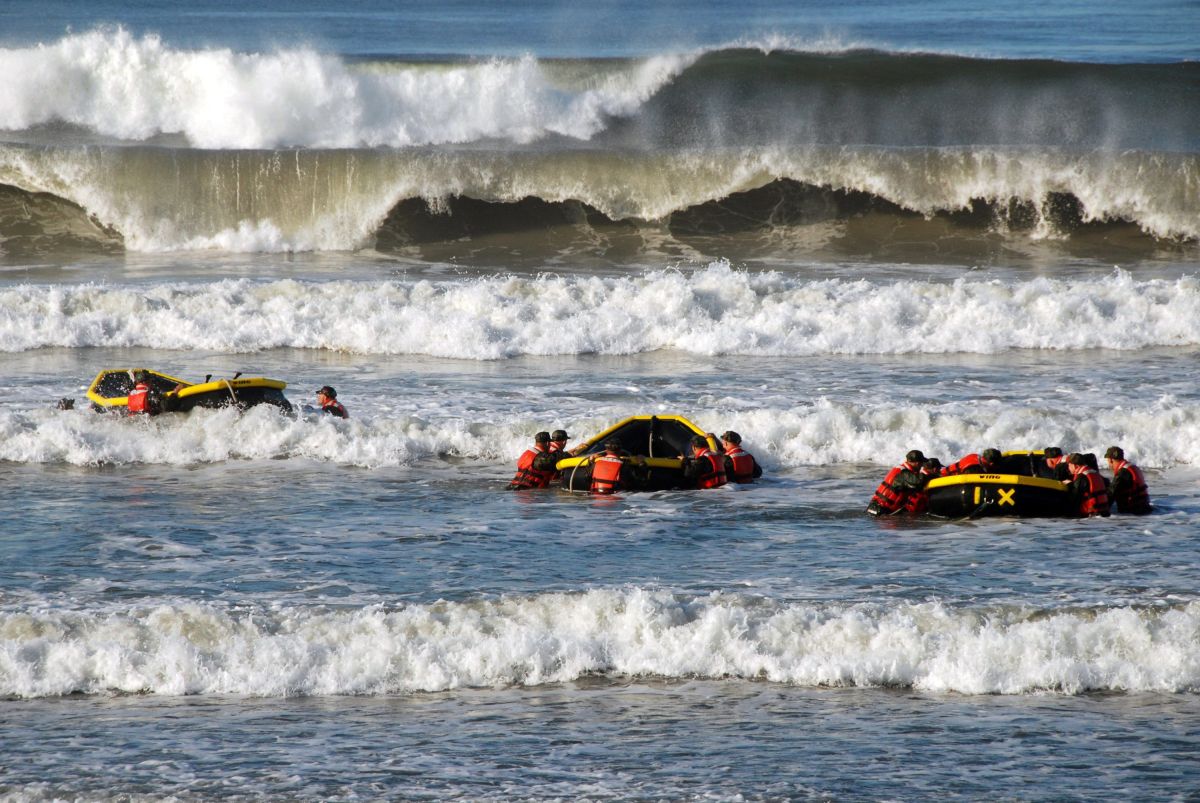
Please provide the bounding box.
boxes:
[132,370,148,383]
[1043,446,1063,458]
[690,434,709,450]
[534,431,551,443]
[922,457,942,471]
[603,439,622,453]
[981,448,1002,464]
[317,385,337,399]
[551,429,569,441]
[1067,452,1086,466]
[1084,453,1099,470]
[720,431,742,445]
[905,449,926,464]
[1104,446,1124,460]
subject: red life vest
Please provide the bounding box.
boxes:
[1072,466,1111,517]
[725,446,757,484]
[870,461,922,513]
[1111,460,1150,513]
[127,381,150,415]
[943,453,984,475]
[510,446,556,490]
[590,454,625,494]
[692,450,727,489]
[321,399,348,418]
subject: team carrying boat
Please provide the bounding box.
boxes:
[924,451,1074,518]
[554,414,720,492]
[86,369,293,414]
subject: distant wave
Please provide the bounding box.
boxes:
[3,388,1197,469]
[2,29,1196,152]
[2,591,1197,697]
[3,267,1199,357]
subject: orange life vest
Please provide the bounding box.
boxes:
[1072,466,1111,517]
[693,450,727,489]
[1111,460,1150,513]
[590,454,625,494]
[725,446,757,483]
[943,453,984,475]
[870,461,922,513]
[127,381,150,415]
[510,446,556,489]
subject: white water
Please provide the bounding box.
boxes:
[2,266,1199,355]
[0,28,692,149]
[2,591,1196,697]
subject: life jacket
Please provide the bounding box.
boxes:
[127,381,151,415]
[1071,465,1111,517]
[694,450,727,489]
[1111,460,1150,513]
[321,399,348,419]
[870,461,920,514]
[725,445,757,483]
[943,454,984,475]
[510,446,557,490]
[590,454,625,495]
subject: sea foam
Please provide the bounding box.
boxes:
[2,267,1199,357]
[1,591,1196,697]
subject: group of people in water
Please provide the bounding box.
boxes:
[508,429,763,494]
[116,372,350,418]
[868,446,1152,518]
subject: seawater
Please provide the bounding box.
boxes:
[2,1,1200,801]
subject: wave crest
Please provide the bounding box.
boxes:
[2,591,1196,697]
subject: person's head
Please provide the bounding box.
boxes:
[57,397,75,410]
[690,434,710,454]
[720,431,742,446]
[1083,453,1099,470]
[603,439,622,455]
[905,449,926,465]
[981,448,1002,467]
[317,385,337,401]
[534,431,552,446]
[1043,446,1063,459]
[921,457,942,474]
[551,429,569,445]
[132,370,148,384]
[1104,446,1124,463]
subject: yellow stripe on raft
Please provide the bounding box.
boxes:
[925,474,1068,492]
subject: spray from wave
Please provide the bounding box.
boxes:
[2,590,1196,697]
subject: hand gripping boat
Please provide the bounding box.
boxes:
[554,414,720,492]
[86,369,293,414]
[924,451,1074,518]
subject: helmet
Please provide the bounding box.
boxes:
[1067,452,1086,466]
[720,431,742,445]
[981,448,1002,464]
[603,439,622,453]
[551,430,569,441]
[1104,446,1124,460]
[534,431,551,443]
[690,435,709,449]
[905,449,926,464]
[1043,446,1063,458]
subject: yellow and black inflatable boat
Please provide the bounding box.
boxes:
[554,414,720,492]
[925,451,1074,518]
[86,369,293,414]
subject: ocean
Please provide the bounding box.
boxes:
[1,1,1199,800]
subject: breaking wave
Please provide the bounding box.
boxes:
[3,390,1198,469]
[3,266,1199,357]
[2,591,1197,697]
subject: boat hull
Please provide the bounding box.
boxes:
[925,473,1075,518]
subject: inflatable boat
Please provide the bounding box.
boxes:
[86,369,293,414]
[554,415,720,492]
[924,451,1074,518]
